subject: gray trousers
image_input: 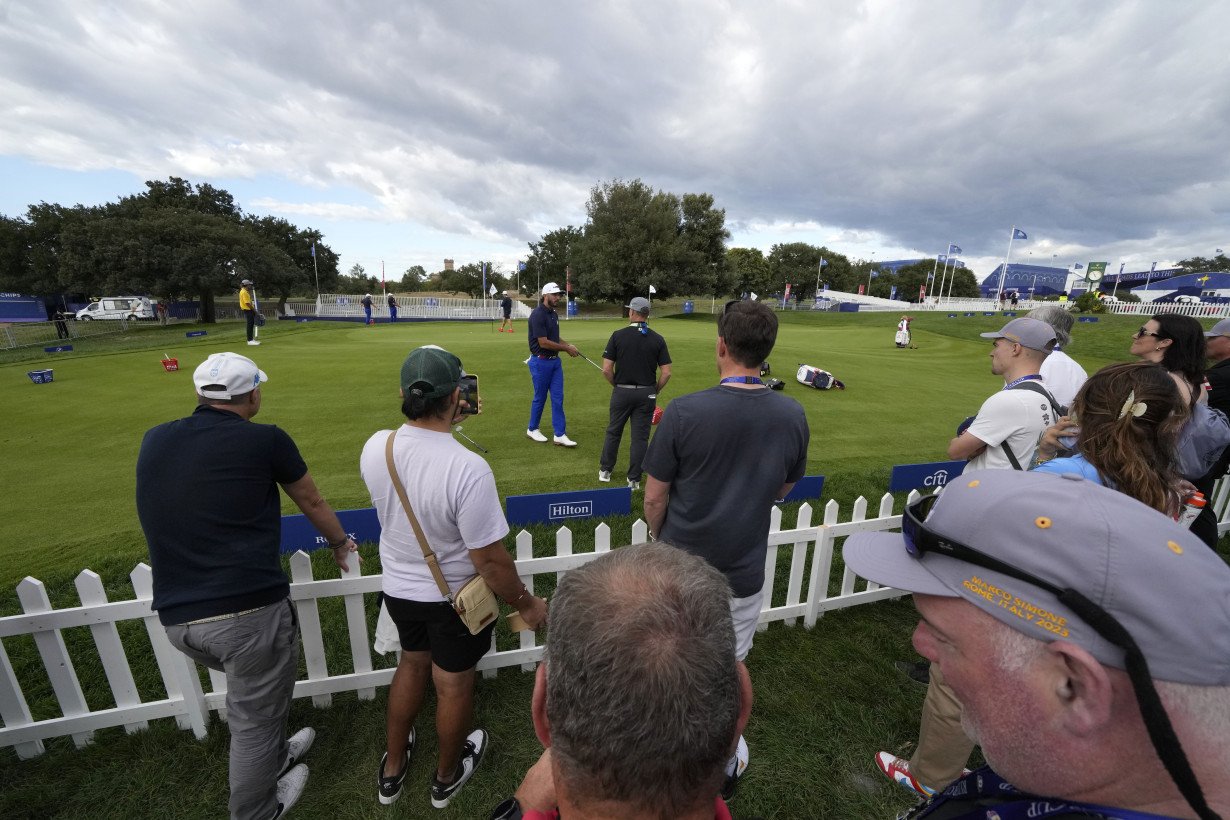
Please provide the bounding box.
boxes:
[600,385,656,482]
[167,599,299,820]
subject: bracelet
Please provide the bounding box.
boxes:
[327,535,351,549]
[508,586,531,606]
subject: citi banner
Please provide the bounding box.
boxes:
[889,461,967,493]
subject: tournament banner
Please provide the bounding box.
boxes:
[506,487,632,526]
[889,461,967,493]
[280,507,381,554]
[780,475,824,502]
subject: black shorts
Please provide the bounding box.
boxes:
[383,595,495,673]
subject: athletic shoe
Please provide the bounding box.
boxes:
[553,434,578,447]
[377,728,416,805]
[279,727,315,777]
[627,479,640,491]
[721,735,749,801]
[526,429,548,443]
[598,470,612,482]
[247,340,260,346]
[874,752,935,797]
[430,728,488,809]
[272,763,308,818]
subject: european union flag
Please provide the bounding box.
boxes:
[310,242,316,258]
[518,261,527,271]
[1074,263,1084,270]
[949,244,962,255]
[1013,228,1028,240]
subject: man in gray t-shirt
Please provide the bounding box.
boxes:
[643,299,809,661]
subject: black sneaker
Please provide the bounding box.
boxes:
[430,728,488,809]
[377,728,416,805]
[720,736,749,801]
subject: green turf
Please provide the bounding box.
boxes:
[0,308,1198,819]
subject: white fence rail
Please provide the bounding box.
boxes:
[283,295,534,321]
[0,494,917,758]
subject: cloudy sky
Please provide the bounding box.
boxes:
[2,1,1228,286]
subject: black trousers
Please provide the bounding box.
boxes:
[600,386,656,481]
[244,309,255,341]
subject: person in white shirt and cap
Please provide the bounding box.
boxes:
[525,282,580,446]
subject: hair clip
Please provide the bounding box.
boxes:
[1118,391,1147,420]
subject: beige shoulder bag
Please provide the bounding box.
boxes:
[384,431,499,634]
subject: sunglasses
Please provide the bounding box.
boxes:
[901,494,1215,818]
[1133,326,1164,339]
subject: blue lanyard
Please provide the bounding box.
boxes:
[1002,374,1043,391]
[630,322,648,335]
[720,376,763,385]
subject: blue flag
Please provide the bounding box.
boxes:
[310,242,316,258]
[1013,228,1028,240]
[1218,249,1225,254]
[819,258,828,268]
[1074,263,1084,270]
[949,244,962,255]
[938,254,946,263]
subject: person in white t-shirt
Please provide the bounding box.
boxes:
[948,318,1058,472]
[1028,304,1087,409]
[359,344,547,809]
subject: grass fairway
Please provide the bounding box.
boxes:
[0,309,1150,591]
[0,308,1187,819]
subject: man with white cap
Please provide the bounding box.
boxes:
[137,352,358,819]
[598,296,672,490]
[845,469,1230,819]
[526,282,580,447]
[948,317,1060,472]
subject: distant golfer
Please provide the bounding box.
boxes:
[387,293,398,323]
[598,296,671,490]
[499,291,513,333]
[136,351,358,819]
[362,293,374,324]
[239,279,259,346]
[526,282,580,447]
[895,315,913,348]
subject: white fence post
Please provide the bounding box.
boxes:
[783,503,813,627]
[75,570,147,735]
[0,638,44,758]
[337,551,376,701]
[290,552,333,709]
[16,577,93,748]
[131,564,206,737]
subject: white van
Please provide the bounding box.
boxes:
[76,297,155,321]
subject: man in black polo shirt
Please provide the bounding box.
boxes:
[136,351,357,820]
[525,281,580,447]
[599,296,671,490]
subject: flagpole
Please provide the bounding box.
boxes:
[1111,262,1124,297]
[944,257,957,301]
[938,253,952,304]
[997,227,1018,303]
[310,240,321,313]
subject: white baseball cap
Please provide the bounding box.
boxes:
[193,352,268,400]
[542,282,562,295]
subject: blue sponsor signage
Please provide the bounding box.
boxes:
[947,314,958,318]
[44,345,73,353]
[983,312,996,316]
[1077,316,1100,322]
[779,475,825,502]
[280,507,381,554]
[506,487,631,526]
[186,330,207,338]
[889,461,967,493]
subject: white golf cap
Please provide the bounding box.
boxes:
[193,352,268,400]
[542,282,561,295]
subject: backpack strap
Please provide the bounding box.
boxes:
[1000,380,1063,470]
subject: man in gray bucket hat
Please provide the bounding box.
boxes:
[845,469,1230,819]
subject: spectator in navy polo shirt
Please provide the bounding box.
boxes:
[526,282,580,447]
[136,352,357,820]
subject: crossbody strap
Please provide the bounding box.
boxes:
[1001,381,1064,470]
[385,431,453,602]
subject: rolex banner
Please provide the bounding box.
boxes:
[1085,262,1107,283]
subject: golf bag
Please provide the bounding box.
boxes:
[894,328,910,347]
[796,364,845,390]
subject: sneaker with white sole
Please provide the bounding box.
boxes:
[627,479,640,491]
[279,727,315,777]
[377,728,416,805]
[553,434,578,447]
[721,735,749,801]
[272,763,308,818]
[874,751,935,797]
[598,470,612,482]
[430,728,487,809]
[247,340,260,346]
[527,428,548,443]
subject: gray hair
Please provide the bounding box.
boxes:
[1028,304,1075,348]
[545,543,738,818]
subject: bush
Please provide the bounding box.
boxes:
[1073,292,1106,313]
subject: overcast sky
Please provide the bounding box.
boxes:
[2,1,1228,286]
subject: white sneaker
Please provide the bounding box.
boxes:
[627,479,640,491]
[553,434,578,447]
[247,340,260,346]
[598,470,612,482]
[280,727,315,777]
[273,763,309,818]
[526,429,548,443]
[431,728,488,808]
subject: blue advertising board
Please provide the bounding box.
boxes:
[280,507,381,554]
[780,475,824,502]
[44,345,73,353]
[506,487,631,527]
[186,330,207,338]
[889,461,967,493]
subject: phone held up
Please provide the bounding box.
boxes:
[458,374,480,415]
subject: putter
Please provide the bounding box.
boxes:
[453,425,489,453]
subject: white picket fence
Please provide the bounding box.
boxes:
[284,294,534,321]
[0,494,916,759]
